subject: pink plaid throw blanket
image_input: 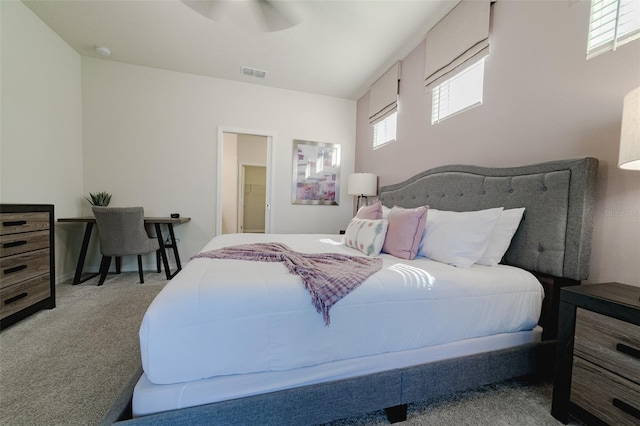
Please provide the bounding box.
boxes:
[192,242,382,325]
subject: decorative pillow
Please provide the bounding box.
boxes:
[381,205,391,219]
[355,201,382,220]
[344,218,388,256]
[476,208,526,266]
[418,207,503,267]
[382,205,429,260]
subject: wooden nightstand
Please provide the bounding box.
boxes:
[551,282,640,424]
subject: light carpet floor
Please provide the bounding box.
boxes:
[1,271,579,426]
[326,378,574,426]
[0,272,167,426]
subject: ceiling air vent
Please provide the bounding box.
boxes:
[241,66,267,79]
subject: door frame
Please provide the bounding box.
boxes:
[216,127,275,236]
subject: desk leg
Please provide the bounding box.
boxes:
[167,224,182,272]
[73,222,100,285]
[155,224,172,280]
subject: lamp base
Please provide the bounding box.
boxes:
[356,195,368,211]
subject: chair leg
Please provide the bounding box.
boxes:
[156,250,161,273]
[137,255,144,284]
[98,256,111,286]
[115,257,122,274]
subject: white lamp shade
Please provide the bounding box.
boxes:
[347,173,377,196]
[619,86,640,170]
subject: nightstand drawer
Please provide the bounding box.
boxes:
[571,356,640,425]
[0,230,50,258]
[0,274,51,320]
[0,212,50,236]
[574,308,640,382]
[0,248,50,289]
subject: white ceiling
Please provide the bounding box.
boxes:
[23,0,458,100]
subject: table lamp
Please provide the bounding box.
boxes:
[619,86,640,170]
[347,173,378,211]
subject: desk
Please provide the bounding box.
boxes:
[57,216,190,284]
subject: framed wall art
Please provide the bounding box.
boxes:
[292,140,341,205]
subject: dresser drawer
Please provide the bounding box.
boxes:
[0,204,54,330]
[571,356,640,425]
[0,248,50,289]
[0,212,50,236]
[574,308,640,382]
[0,230,50,258]
[0,274,51,320]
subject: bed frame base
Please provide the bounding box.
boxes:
[384,404,408,423]
[114,341,554,425]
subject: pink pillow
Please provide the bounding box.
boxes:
[382,205,429,260]
[355,201,382,220]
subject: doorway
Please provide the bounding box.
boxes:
[239,165,266,233]
[217,129,273,235]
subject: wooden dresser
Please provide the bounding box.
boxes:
[551,282,640,425]
[0,204,55,330]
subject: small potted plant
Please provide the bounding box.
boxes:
[85,191,112,207]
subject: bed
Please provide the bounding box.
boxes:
[117,157,598,425]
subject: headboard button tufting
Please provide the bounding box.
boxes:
[376,157,598,281]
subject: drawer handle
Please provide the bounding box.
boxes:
[613,398,640,420]
[3,265,27,275]
[4,292,28,305]
[616,343,640,360]
[3,240,27,249]
[2,220,27,227]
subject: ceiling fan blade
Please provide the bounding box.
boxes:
[181,0,226,21]
[255,0,301,32]
[181,0,301,33]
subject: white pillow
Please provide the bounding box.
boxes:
[381,205,391,219]
[344,218,388,256]
[476,208,525,266]
[418,207,503,267]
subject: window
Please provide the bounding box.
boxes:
[587,0,640,58]
[373,111,397,148]
[431,58,485,125]
[369,62,401,149]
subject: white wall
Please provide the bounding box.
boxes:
[237,134,268,165]
[81,57,356,268]
[355,0,640,286]
[1,0,84,281]
[222,133,239,234]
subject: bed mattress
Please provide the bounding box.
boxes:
[139,233,544,386]
[133,326,541,416]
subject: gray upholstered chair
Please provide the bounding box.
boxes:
[92,207,160,286]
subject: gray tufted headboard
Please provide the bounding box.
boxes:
[378,157,598,281]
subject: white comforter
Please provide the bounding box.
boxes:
[140,233,543,385]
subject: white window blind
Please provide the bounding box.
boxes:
[587,0,640,59]
[373,112,397,148]
[432,59,485,125]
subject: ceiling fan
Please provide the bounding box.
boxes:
[181,0,302,32]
